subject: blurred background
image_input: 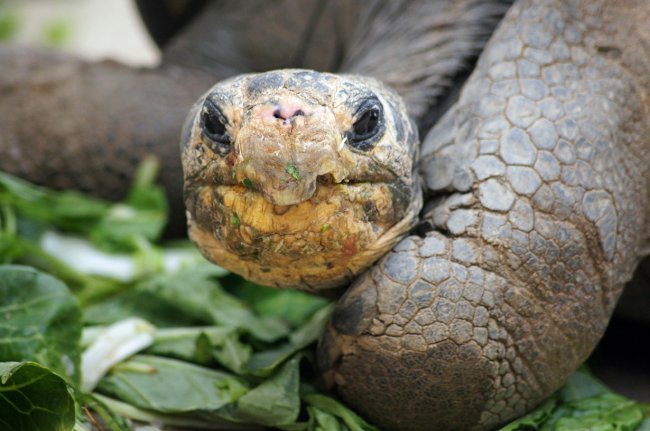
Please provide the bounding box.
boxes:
[0,0,159,66]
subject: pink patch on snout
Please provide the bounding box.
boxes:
[258,98,309,127]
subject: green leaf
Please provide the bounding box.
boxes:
[146,327,234,363]
[235,355,301,426]
[0,361,76,431]
[286,162,301,181]
[97,355,248,413]
[554,394,644,431]
[231,281,331,327]
[307,406,345,431]
[247,304,333,376]
[231,213,240,229]
[145,326,252,372]
[78,393,131,431]
[212,332,253,374]
[242,178,254,189]
[0,159,168,254]
[0,171,108,233]
[84,263,290,341]
[0,265,82,384]
[303,393,380,431]
[89,157,168,251]
[91,393,256,430]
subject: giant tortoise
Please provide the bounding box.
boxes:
[1,0,649,430]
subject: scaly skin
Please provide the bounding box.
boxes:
[318,0,650,430]
[1,0,649,429]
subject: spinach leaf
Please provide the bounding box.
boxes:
[84,263,290,341]
[0,158,167,253]
[247,304,333,376]
[235,355,302,426]
[0,265,82,385]
[0,361,76,431]
[91,393,259,430]
[553,393,644,431]
[0,171,108,233]
[230,281,331,327]
[89,157,167,251]
[303,392,380,431]
[96,355,248,413]
[145,326,252,372]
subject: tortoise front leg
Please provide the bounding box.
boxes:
[0,45,216,229]
[318,0,650,430]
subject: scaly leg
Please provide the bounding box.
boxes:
[318,1,650,430]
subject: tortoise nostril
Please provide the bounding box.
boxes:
[273,106,306,120]
[257,95,311,123]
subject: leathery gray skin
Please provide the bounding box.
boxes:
[318,0,650,430]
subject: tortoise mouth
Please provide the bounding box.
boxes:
[187,168,398,209]
[194,180,401,235]
[185,178,421,290]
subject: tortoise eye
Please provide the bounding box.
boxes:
[353,109,380,139]
[201,99,232,156]
[347,98,384,151]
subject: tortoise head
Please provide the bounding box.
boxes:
[181,70,422,292]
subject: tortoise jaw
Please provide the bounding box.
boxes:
[186,178,421,291]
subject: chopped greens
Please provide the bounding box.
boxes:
[231,212,241,228]
[286,161,301,181]
[0,166,648,431]
[243,178,254,189]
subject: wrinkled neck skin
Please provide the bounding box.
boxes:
[163,0,511,128]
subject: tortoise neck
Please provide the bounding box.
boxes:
[159,0,511,128]
[159,0,362,80]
